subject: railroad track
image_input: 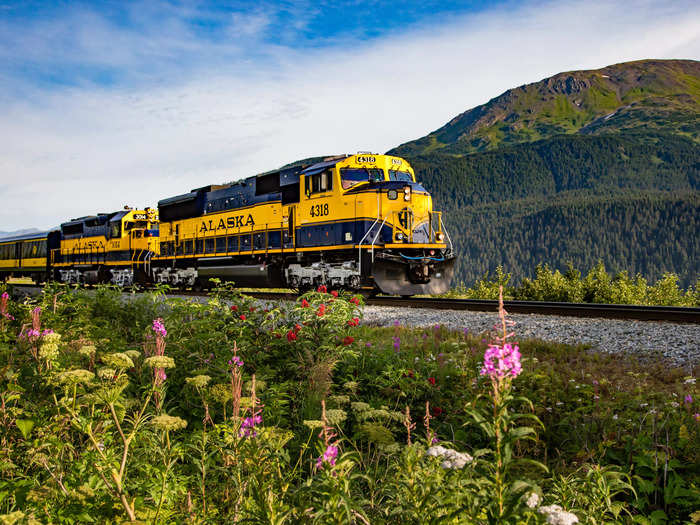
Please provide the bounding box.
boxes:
[8,284,700,323]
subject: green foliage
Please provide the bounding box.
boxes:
[0,285,698,522]
[444,262,699,306]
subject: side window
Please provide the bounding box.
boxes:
[110,222,121,238]
[306,170,333,196]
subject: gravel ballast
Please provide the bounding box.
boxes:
[361,305,700,369]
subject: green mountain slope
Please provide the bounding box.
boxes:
[386,59,700,287]
[391,59,700,156]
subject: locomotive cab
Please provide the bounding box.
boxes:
[293,154,454,295]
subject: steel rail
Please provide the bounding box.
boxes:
[7,284,699,323]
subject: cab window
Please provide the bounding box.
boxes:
[110,222,121,238]
[388,170,414,182]
[305,170,333,195]
[340,168,384,190]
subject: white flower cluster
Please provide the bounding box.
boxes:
[525,492,541,508]
[538,504,579,525]
[426,445,473,470]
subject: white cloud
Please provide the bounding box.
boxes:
[0,0,698,229]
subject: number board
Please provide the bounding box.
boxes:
[310,203,329,217]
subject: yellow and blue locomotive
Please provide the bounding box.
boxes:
[0,208,159,286]
[152,153,454,295]
[52,207,159,286]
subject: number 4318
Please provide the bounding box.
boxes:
[310,203,329,217]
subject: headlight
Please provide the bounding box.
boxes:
[436,232,444,241]
[396,233,404,241]
[403,186,411,201]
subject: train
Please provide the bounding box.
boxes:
[0,153,454,296]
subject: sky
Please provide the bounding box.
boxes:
[0,0,699,231]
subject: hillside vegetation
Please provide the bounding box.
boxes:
[387,60,700,287]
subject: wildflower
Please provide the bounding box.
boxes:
[325,409,348,425]
[185,375,211,388]
[431,406,444,416]
[0,292,12,320]
[210,384,232,404]
[525,492,541,509]
[393,320,400,327]
[365,342,372,347]
[612,414,618,420]
[39,342,59,361]
[287,330,297,342]
[152,318,167,338]
[301,299,310,307]
[350,401,370,412]
[97,367,116,380]
[229,355,244,367]
[347,317,359,327]
[685,394,693,404]
[152,414,188,431]
[342,336,354,346]
[317,285,327,293]
[144,356,175,369]
[102,353,135,369]
[349,297,360,305]
[230,305,238,312]
[426,445,472,469]
[294,323,302,333]
[330,395,350,406]
[331,290,338,297]
[79,345,96,358]
[316,444,338,468]
[392,336,401,352]
[428,377,436,386]
[480,343,522,379]
[694,413,700,422]
[249,306,256,312]
[684,377,696,385]
[538,504,579,525]
[125,350,141,361]
[303,419,325,429]
[58,369,95,385]
[316,304,326,317]
[239,314,247,321]
[240,414,263,437]
[463,327,469,336]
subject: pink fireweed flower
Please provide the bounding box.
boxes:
[41,329,54,336]
[240,414,263,437]
[480,343,522,379]
[229,355,244,367]
[316,444,339,469]
[694,413,700,422]
[21,328,40,339]
[685,394,693,404]
[152,318,167,338]
[31,306,41,330]
[0,292,13,320]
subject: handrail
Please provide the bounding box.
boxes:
[357,216,381,275]
[439,216,453,253]
[370,215,389,262]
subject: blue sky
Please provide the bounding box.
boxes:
[0,0,699,230]
[0,0,504,91]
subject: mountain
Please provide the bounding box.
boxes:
[387,60,700,287]
[0,228,43,239]
[391,59,700,156]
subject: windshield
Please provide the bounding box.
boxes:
[388,170,414,182]
[340,168,384,190]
